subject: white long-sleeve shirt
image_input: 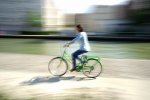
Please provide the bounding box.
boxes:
[69,32,91,51]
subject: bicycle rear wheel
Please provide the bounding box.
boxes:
[82,59,102,78]
[48,57,68,76]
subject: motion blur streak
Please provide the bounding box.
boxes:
[0,0,150,100]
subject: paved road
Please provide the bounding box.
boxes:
[0,53,150,100]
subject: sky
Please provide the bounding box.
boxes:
[53,0,129,13]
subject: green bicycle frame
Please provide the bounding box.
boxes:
[61,47,100,72]
[61,47,72,63]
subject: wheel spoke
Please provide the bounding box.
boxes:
[56,60,63,68]
[48,57,68,76]
[83,59,102,78]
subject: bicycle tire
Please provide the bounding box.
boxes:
[82,59,102,78]
[48,57,68,76]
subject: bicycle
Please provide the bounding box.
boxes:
[48,46,102,78]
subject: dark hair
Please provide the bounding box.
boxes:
[76,24,83,32]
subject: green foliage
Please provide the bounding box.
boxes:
[64,25,75,27]
[0,92,36,100]
[0,93,9,100]
[131,9,150,24]
[25,10,42,27]
[131,0,150,25]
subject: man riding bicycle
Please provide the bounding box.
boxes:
[65,25,91,72]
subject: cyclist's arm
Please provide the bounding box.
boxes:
[68,34,82,45]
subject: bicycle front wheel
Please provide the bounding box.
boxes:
[48,57,68,76]
[83,59,102,78]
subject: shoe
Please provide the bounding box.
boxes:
[70,68,76,72]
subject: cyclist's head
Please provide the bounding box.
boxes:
[76,24,83,32]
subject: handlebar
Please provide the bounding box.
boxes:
[63,42,70,48]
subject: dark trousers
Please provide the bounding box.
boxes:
[72,50,87,68]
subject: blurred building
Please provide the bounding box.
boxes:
[0,0,74,34]
[75,5,131,33]
[0,0,149,34]
[130,0,148,9]
[42,0,75,31]
[0,0,42,33]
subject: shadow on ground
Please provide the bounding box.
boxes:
[20,76,95,85]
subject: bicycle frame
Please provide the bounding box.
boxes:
[60,47,85,71]
[60,47,100,72]
[61,47,72,64]
[61,47,100,61]
[48,46,102,78]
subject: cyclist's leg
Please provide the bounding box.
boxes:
[72,50,87,69]
[76,51,88,62]
[72,50,79,69]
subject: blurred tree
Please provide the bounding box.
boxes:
[131,0,150,25]
[25,9,42,27]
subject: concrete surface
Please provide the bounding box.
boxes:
[0,53,150,100]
